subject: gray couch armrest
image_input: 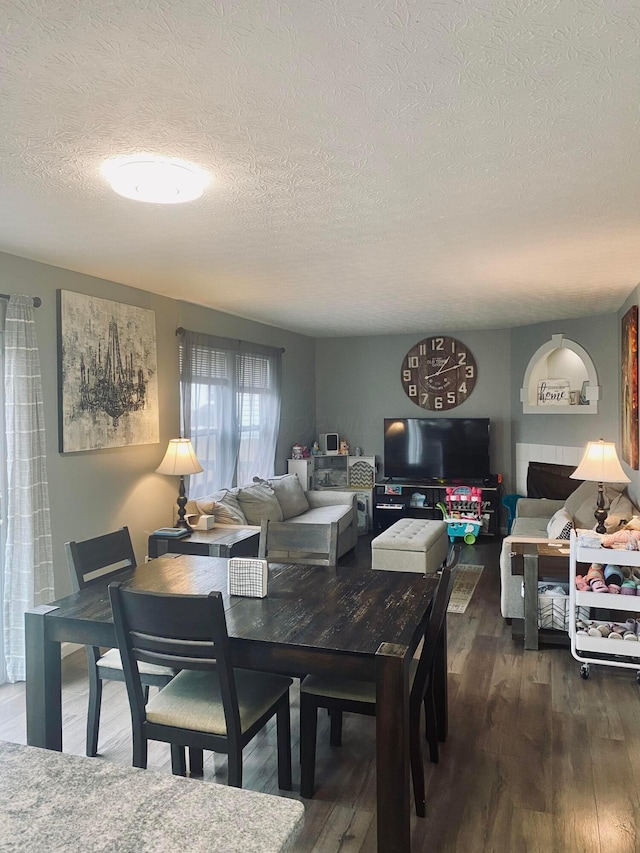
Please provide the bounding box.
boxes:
[515,498,565,519]
[305,490,358,511]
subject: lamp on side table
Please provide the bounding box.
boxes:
[156,438,203,530]
[570,439,630,534]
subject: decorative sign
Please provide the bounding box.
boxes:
[537,379,570,406]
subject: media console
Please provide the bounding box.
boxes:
[373,479,501,538]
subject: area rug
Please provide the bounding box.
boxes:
[447,564,484,614]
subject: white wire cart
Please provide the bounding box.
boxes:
[570,529,640,681]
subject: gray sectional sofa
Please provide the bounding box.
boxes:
[186,472,358,560]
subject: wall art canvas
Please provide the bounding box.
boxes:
[621,304,639,470]
[57,290,159,452]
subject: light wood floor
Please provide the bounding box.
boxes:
[2,536,640,852]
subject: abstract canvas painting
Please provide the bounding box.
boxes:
[621,304,639,470]
[57,290,159,452]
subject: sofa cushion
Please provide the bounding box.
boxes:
[546,507,573,540]
[287,504,353,536]
[195,489,247,525]
[265,474,310,520]
[510,517,549,538]
[564,480,627,529]
[237,482,283,525]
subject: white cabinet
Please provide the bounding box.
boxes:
[569,530,640,680]
[288,456,376,492]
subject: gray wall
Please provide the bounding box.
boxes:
[315,329,513,487]
[3,244,637,599]
[0,251,316,598]
[509,313,620,450]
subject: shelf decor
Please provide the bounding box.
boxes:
[520,334,599,415]
[57,290,159,452]
[621,305,638,469]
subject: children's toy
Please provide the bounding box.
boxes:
[437,485,483,544]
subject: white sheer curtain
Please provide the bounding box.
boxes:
[179,330,282,496]
[2,296,53,683]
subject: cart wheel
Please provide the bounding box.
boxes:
[580,663,590,680]
[463,533,476,545]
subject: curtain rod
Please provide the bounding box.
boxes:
[0,294,42,307]
[175,327,285,353]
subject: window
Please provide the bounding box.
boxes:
[179,331,282,496]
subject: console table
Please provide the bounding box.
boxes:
[148,526,260,559]
[373,480,501,537]
[510,541,570,650]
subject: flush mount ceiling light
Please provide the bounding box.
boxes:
[101,154,210,204]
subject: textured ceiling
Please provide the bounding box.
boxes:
[1,0,639,337]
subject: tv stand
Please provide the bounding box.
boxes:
[373,479,501,537]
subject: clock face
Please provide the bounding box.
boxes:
[401,336,477,411]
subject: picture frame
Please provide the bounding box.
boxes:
[57,290,159,452]
[621,305,639,469]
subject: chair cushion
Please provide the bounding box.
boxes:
[301,659,419,704]
[145,668,292,735]
[237,482,283,525]
[97,648,174,677]
[265,474,310,520]
[195,489,247,525]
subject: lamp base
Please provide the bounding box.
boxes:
[176,475,193,531]
[594,481,607,535]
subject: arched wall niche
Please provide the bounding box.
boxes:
[520,334,599,414]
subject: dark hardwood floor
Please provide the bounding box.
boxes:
[2,534,638,851]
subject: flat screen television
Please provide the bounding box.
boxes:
[383,417,491,482]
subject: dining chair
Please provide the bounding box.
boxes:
[258,519,339,566]
[108,582,293,790]
[65,528,178,759]
[299,548,459,816]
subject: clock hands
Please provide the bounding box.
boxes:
[425,362,462,380]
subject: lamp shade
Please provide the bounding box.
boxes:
[570,439,630,484]
[156,438,203,476]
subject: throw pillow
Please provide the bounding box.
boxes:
[564,480,627,530]
[547,507,574,540]
[195,488,247,525]
[237,482,283,526]
[266,473,310,520]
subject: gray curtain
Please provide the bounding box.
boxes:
[180,330,282,496]
[3,296,53,683]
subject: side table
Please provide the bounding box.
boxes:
[510,541,570,650]
[148,526,260,559]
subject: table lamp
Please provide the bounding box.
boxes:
[570,439,630,533]
[156,438,203,530]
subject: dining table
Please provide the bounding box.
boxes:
[24,554,440,853]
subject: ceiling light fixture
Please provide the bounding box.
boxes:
[101,154,210,204]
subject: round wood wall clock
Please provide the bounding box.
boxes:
[401,336,477,410]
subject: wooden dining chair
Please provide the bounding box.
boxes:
[65,528,179,759]
[299,548,459,816]
[258,520,339,566]
[108,583,293,790]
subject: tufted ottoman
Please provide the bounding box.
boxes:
[371,518,449,575]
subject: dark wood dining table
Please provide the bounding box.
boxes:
[25,555,440,853]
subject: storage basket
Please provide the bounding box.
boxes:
[537,582,588,630]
